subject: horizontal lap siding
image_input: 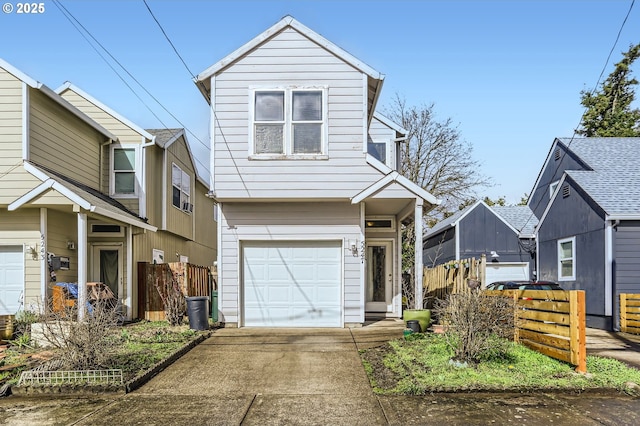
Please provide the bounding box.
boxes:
[0,209,41,308]
[213,28,381,200]
[219,202,362,324]
[615,222,640,293]
[29,89,103,189]
[0,70,39,204]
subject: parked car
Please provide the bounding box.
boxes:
[485,281,564,291]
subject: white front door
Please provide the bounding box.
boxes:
[365,241,393,313]
[0,246,24,315]
[91,244,123,299]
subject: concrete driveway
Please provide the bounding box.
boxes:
[75,320,404,426]
[3,321,640,425]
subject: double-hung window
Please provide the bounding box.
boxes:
[172,163,191,212]
[112,146,137,196]
[252,88,326,157]
[557,236,576,281]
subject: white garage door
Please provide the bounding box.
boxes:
[0,246,24,315]
[243,241,342,327]
[485,262,529,287]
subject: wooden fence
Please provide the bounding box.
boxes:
[620,293,640,334]
[137,262,215,321]
[423,256,485,308]
[487,289,587,373]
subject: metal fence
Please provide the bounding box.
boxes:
[19,369,123,385]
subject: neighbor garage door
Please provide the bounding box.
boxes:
[485,262,529,287]
[0,246,24,315]
[243,241,342,327]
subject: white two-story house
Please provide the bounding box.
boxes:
[196,16,439,327]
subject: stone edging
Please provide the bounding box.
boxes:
[8,331,212,397]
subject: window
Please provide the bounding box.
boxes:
[172,163,191,212]
[365,216,396,232]
[549,180,559,199]
[113,147,136,195]
[252,88,325,157]
[89,221,124,237]
[557,237,576,281]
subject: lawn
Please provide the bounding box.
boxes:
[0,320,207,387]
[360,333,640,395]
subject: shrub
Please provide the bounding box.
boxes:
[433,290,516,365]
[153,268,186,326]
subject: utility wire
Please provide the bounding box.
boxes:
[52,0,211,174]
[523,0,636,233]
[142,0,250,196]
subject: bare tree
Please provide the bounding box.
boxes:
[385,95,491,222]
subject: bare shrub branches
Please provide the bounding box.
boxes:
[434,290,516,364]
[153,267,186,326]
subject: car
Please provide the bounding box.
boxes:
[485,280,564,291]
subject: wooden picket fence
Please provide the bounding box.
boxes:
[422,256,485,308]
[620,293,640,334]
[137,262,215,321]
[486,289,587,373]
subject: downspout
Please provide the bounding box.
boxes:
[126,224,133,321]
[414,199,424,309]
[454,223,460,261]
[139,136,156,220]
[359,202,366,323]
[100,140,111,193]
[76,211,88,321]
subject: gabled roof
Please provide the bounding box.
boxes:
[146,128,209,188]
[373,112,408,138]
[195,15,385,122]
[9,162,156,231]
[425,201,537,239]
[197,15,382,83]
[491,205,538,237]
[537,137,640,218]
[351,171,440,206]
[0,58,117,141]
[56,82,154,141]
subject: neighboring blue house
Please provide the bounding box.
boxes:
[423,200,537,285]
[531,137,640,330]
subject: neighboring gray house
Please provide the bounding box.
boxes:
[423,200,537,285]
[195,16,439,327]
[532,137,640,330]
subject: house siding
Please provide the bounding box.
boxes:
[0,70,41,205]
[613,220,640,330]
[28,89,104,189]
[58,88,143,211]
[537,178,608,328]
[367,116,396,167]
[165,138,195,239]
[529,142,587,219]
[212,28,381,200]
[423,229,456,266]
[0,208,41,310]
[460,204,533,268]
[218,201,361,325]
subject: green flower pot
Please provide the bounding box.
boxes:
[403,309,431,332]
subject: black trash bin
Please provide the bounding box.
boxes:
[406,320,421,333]
[186,296,209,330]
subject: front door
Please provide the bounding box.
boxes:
[365,241,393,313]
[91,244,123,299]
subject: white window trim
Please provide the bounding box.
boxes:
[171,162,192,214]
[557,236,576,281]
[549,180,560,199]
[110,144,141,198]
[248,86,328,160]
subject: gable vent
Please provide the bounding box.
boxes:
[554,147,561,161]
[562,184,570,198]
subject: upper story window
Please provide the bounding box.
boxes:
[557,236,576,281]
[251,88,327,158]
[172,163,192,213]
[111,146,138,197]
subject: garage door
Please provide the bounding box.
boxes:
[243,241,342,327]
[485,262,529,287]
[0,246,24,315]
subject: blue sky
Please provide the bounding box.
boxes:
[1,0,638,205]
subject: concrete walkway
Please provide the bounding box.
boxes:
[2,321,640,425]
